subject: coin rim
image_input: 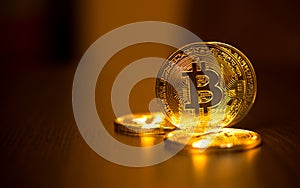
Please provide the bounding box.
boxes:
[208,41,257,126]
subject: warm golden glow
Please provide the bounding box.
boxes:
[76,0,190,57]
[130,113,164,129]
[132,117,147,124]
[191,154,208,172]
[141,136,156,147]
[192,139,212,150]
[220,143,234,148]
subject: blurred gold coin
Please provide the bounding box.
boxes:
[164,128,261,152]
[114,112,176,136]
[155,42,257,130]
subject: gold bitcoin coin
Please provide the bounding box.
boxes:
[155,42,256,130]
[164,128,261,152]
[114,112,176,136]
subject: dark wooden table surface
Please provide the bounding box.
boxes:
[1,60,300,188]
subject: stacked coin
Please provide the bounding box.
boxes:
[114,42,261,151]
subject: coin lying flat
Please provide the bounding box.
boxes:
[164,128,261,152]
[114,112,176,136]
[155,42,257,130]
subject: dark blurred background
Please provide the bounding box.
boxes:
[1,0,300,187]
[1,0,299,66]
[1,0,74,65]
[189,0,300,64]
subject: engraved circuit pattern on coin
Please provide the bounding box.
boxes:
[211,42,257,125]
[155,42,256,129]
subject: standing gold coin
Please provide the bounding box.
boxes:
[155,42,256,130]
[164,128,261,152]
[114,112,176,136]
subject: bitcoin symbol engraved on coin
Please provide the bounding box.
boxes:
[182,61,222,116]
[156,42,256,129]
